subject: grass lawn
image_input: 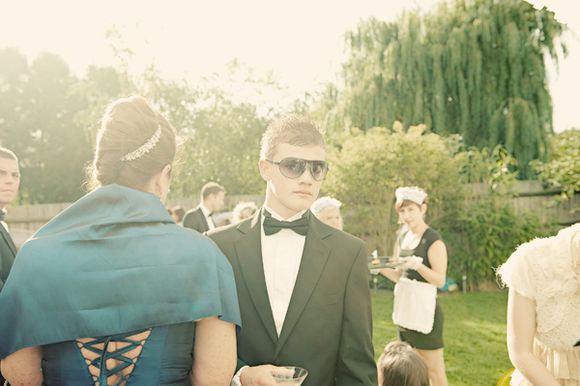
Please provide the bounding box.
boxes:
[372,290,512,386]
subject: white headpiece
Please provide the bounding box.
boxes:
[395,186,427,205]
[311,196,342,214]
[121,126,162,162]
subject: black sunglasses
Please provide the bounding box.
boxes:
[266,157,329,181]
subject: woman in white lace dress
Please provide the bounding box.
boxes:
[497,223,580,386]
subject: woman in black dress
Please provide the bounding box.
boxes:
[379,186,449,386]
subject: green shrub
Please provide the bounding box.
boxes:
[325,122,463,255]
[532,129,580,205]
[441,197,550,288]
[327,123,551,288]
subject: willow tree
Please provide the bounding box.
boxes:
[326,0,566,177]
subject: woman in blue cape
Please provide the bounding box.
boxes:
[0,96,241,386]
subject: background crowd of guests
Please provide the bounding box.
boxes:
[0,95,577,385]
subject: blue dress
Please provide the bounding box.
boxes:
[0,184,241,385]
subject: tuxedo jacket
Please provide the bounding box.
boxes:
[182,206,210,233]
[0,222,17,292]
[208,210,377,386]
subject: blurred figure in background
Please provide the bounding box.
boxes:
[310,196,343,230]
[232,201,258,224]
[0,146,20,293]
[171,205,186,225]
[0,146,20,386]
[183,182,226,233]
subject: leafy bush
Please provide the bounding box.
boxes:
[325,122,463,255]
[532,129,580,204]
[326,124,550,288]
[442,197,550,288]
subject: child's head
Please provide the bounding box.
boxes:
[377,341,429,386]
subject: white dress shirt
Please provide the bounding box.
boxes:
[261,205,307,336]
[199,203,215,230]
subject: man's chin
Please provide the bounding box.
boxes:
[0,195,14,206]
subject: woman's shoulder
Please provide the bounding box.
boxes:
[151,225,233,273]
[497,235,572,299]
[424,227,442,244]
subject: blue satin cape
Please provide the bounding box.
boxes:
[0,184,241,357]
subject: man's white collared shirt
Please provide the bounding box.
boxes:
[261,205,307,336]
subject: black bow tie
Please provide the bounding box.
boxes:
[263,210,309,236]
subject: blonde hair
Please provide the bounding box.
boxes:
[259,115,325,160]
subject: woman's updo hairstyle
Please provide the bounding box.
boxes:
[87,96,176,191]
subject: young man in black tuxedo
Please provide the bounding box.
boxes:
[183,181,225,232]
[208,116,376,386]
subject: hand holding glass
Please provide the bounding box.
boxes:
[271,366,308,385]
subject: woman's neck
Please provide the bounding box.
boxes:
[409,221,428,235]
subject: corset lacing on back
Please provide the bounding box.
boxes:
[75,329,151,386]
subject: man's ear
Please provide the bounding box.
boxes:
[258,159,270,181]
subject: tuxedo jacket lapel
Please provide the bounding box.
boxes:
[234,212,278,344]
[274,215,333,357]
[196,207,210,232]
[0,224,16,256]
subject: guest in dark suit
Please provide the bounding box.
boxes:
[208,115,377,386]
[0,146,20,293]
[0,146,20,385]
[183,182,225,233]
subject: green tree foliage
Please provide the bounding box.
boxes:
[170,93,267,198]
[324,122,463,255]
[325,123,547,286]
[321,0,566,177]
[448,145,549,286]
[532,128,580,203]
[0,49,93,203]
[0,49,271,203]
[141,63,273,198]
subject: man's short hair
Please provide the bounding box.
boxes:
[260,115,325,160]
[171,206,186,222]
[201,182,225,200]
[0,146,18,161]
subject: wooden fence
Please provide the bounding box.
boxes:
[4,181,578,248]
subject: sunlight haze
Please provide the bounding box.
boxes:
[1,0,578,132]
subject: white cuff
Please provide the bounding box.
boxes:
[230,365,249,386]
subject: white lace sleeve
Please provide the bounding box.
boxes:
[497,242,538,300]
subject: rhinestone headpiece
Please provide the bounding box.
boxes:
[120,126,162,162]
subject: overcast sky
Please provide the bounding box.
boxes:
[1,0,578,132]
